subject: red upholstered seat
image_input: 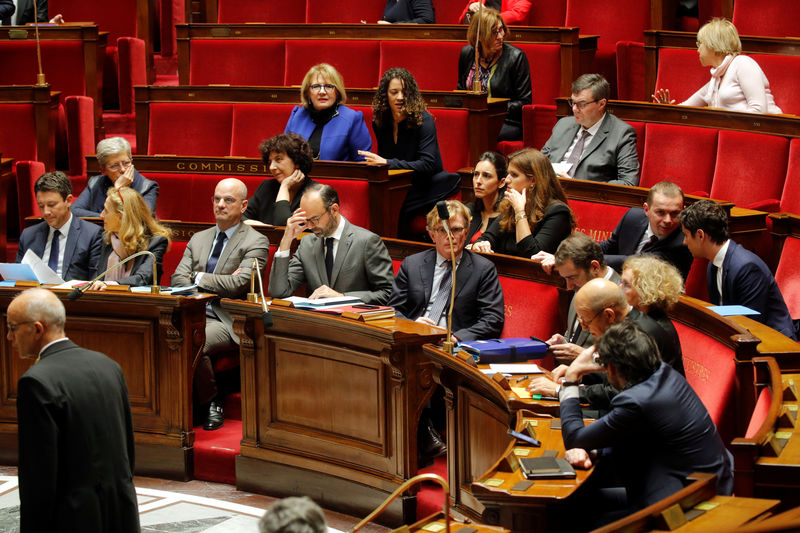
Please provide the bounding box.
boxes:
[117,37,147,115]
[732,0,800,39]
[147,103,234,156]
[435,0,470,23]
[749,54,800,117]
[305,0,383,23]
[218,0,305,23]
[528,0,566,25]
[65,96,96,178]
[626,120,645,169]
[616,41,645,101]
[379,41,463,91]
[640,123,717,195]
[350,105,377,153]
[230,104,297,157]
[0,105,40,164]
[521,104,557,150]
[745,386,773,439]
[775,236,800,320]
[683,257,709,301]
[0,41,86,98]
[498,275,560,339]
[513,43,560,106]
[653,48,709,104]
[284,40,380,88]
[161,241,187,285]
[673,320,737,444]
[780,139,800,214]
[14,161,46,230]
[147,173,216,223]
[316,179,370,230]
[710,130,788,212]
[189,40,286,85]
[569,200,629,243]
[428,109,470,172]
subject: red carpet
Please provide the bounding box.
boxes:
[416,455,448,520]
[193,420,241,485]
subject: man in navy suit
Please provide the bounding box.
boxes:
[16,171,102,282]
[541,74,639,186]
[679,200,797,340]
[387,200,505,342]
[559,321,733,525]
[599,181,694,279]
[0,0,14,25]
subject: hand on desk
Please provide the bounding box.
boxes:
[89,280,119,291]
[471,240,493,254]
[309,285,343,299]
[531,251,555,274]
[358,150,387,165]
[527,376,557,397]
[565,448,593,469]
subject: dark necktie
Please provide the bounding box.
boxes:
[48,229,61,273]
[428,261,453,325]
[206,231,227,274]
[640,234,658,253]
[325,237,335,282]
[565,130,590,177]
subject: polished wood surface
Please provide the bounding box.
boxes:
[223,299,445,526]
[0,87,61,171]
[0,288,212,480]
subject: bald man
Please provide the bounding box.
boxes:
[529,278,682,410]
[172,178,270,430]
[9,288,139,533]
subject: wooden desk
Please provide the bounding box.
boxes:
[223,299,445,526]
[0,288,211,480]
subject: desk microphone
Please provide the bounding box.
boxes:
[249,257,273,328]
[68,250,159,300]
[436,201,457,355]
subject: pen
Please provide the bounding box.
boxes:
[531,394,559,401]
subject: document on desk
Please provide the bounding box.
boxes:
[284,295,362,310]
[480,363,544,375]
[708,305,760,317]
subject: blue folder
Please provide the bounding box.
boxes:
[459,337,547,363]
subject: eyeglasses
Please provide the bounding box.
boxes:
[305,209,329,225]
[106,160,132,172]
[310,84,336,93]
[433,227,467,236]
[492,26,506,37]
[568,99,598,110]
[7,320,35,333]
[577,308,604,328]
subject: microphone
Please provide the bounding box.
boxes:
[68,250,159,300]
[249,257,273,328]
[472,1,484,92]
[31,0,46,86]
[436,200,451,234]
[436,201,457,356]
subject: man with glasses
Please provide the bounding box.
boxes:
[72,137,159,217]
[387,200,504,342]
[172,178,270,430]
[541,74,639,186]
[269,183,394,304]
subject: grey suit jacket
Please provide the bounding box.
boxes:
[541,113,640,186]
[564,267,621,348]
[171,223,270,340]
[269,218,394,305]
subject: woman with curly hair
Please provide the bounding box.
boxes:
[244,133,318,226]
[360,67,460,240]
[621,255,684,374]
[472,148,572,257]
[90,186,171,290]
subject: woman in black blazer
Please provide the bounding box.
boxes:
[90,186,171,289]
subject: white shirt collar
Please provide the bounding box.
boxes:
[51,212,73,235]
[328,215,346,242]
[712,240,730,269]
[582,113,606,137]
[215,222,240,240]
[39,337,70,357]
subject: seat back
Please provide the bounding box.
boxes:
[528,0,566,26]
[653,48,709,104]
[513,43,561,106]
[569,200,629,243]
[435,0,469,23]
[379,41,462,91]
[189,40,286,85]
[0,104,39,163]
[315,179,370,229]
[218,0,305,23]
[305,0,383,23]
[230,104,297,158]
[749,54,800,116]
[780,139,800,214]
[428,109,470,172]
[522,104,557,150]
[625,120,645,169]
[498,275,560,339]
[732,0,800,39]
[284,40,380,88]
[147,103,234,156]
[49,0,138,43]
[14,160,47,229]
[0,41,86,99]
[565,0,649,46]
[775,235,800,320]
[640,123,717,195]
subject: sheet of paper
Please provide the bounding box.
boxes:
[22,249,64,284]
[489,363,544,374]
[708,305,760,317]
[552,162,572,176]
[50,280,87,289]
[511,386,532,399]
[284,295,362,309]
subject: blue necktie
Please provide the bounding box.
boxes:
[206,232,227,274]
[48,229,60,273]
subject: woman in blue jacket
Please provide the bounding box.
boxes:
[284,63,372,162]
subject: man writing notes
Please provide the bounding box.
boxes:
[679,200,797,340]
[269,183,394,304]
[172,178,270,430]
[541,74,639,186]
[387,200,505,342]
[17,171,102,281]
[599,181,693,279]
[10,288,140,533]
[560,321,732,526]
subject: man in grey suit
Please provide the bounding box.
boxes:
[269,183,394,305]
[16,171,102,281]
[541,74,640,186]
[172,178,270,430]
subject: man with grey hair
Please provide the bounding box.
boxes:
[72,136,159,217]
[259,496,328,533]
[172,178,270,430]
[9,288,139,532]
[541,74,639,186]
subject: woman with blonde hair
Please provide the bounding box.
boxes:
[284,63,371,161]
[91,187,171,290]
[621,255,684,374]
[653,18,781,114]
[472,148,573,257]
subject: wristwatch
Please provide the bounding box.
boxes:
[515,212,526,222]
[561,380,581,388]
[189,271,198,284]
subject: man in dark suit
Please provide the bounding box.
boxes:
[600,181,694,279]
[0,0,14,25]
[679,200,797,340]
[541,74,639,186]
[16,171,102,282]
[172,178,270,430]
[8,0,46,24]
[10,288,139,533]
[387,200,505,342]
[559,321,733,524]
[269,183,395,305]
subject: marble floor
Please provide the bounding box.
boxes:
[0,466,389,533]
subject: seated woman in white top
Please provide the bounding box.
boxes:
[653,18,782,114]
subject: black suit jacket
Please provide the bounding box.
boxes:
[16,214,103,281]
[382,0,435,23]
[17,339,139,532]
[96,235,169,286]
[0,0,14,25]
[709,241,796,340]
[387,248,504,341]
[599,207,694,279]
[10,0,46,24]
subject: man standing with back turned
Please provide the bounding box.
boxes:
[10,288,139,532]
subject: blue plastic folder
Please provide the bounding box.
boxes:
[459,337,547,363]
